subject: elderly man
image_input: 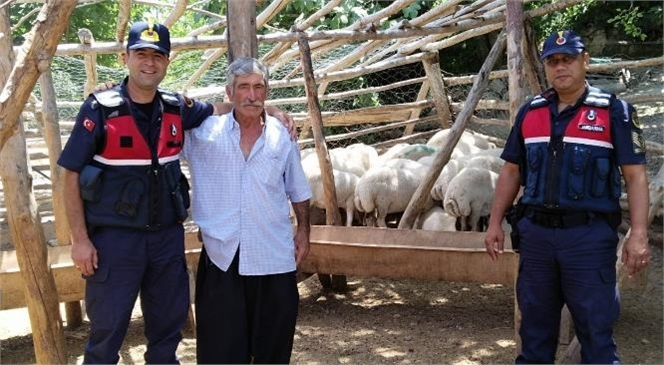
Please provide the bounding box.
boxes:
[182,57,311,364]
[484,30,649,363]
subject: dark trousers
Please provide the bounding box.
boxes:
[515,216,620,364]
[83,225,189,364]
[195,248,299,364]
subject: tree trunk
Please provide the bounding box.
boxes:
[227,0,257,62]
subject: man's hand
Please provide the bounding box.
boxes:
[71,237,99,276]
[266,105,297,140]
[93,81,117,93]
[621,229,650,276]
[294,230,310,266]
[484,222,505,261]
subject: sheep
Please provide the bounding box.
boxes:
[427,129,495,157]
[383,158,426,170]
[443,167,498,232]
[345,143,379,171]
[416,206,458,232]
[375,143,411,167]
[462,154,504,174]
[430,158,466,202]
[301,147,366,177]
[388,143,437,162]
[354,162,433,228]
[306,169,359,227]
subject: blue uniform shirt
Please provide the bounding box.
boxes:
[58,77,214,172]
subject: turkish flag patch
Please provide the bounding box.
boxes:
[83,118,95,132]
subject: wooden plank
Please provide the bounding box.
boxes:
[2,226,516,310]
[301,226,517,285]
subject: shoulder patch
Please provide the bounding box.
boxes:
[93,89,124,108]
[159,90,182,107]
[529,95,548,108]
[183,96,195,108]
[584,89,611,108]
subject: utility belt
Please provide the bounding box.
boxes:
[522,206,620,230]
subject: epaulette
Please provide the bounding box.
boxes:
[529,94,549,108]
[583,87,612,108]
[159,89,181,107]
[93,89,124,108]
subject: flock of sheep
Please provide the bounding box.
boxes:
[300,129,508,232]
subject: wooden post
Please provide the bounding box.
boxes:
[0,0,77,150]
[37,69,82,328]
[522,20,546,95]
[398,30,507,229]
[402,80,430,136]
[421,52,452,129]
[227,0,258,62]
[297,31,346,290]
[78,28,97,98]
[0,3,75,363]
[505,0,528,123]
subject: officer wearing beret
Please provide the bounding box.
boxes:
[484,30,649,363]
[59,21,292,364]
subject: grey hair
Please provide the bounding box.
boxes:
[226,57,269,89]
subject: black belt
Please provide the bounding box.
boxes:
[524,207,594,228]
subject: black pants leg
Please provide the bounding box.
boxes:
[196,249,299,364]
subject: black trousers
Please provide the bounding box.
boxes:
[195,248,299,364]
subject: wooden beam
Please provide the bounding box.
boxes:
[300,226,517,285]
[227,0,257,62]
[1,226,517,310]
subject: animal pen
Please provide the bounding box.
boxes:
[0,0,662,363]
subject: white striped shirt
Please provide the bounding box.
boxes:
[182,112,311,275]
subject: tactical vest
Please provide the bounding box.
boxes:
[519,88,622,212]
[80,88,190,230]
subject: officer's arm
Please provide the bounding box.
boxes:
[484,162,521,260]
[621,164,650,275]
[63,169,98,275]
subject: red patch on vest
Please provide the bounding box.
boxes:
[83,118,95,132]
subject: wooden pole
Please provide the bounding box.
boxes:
[0,0,77,150]
[37,69,82,328]
[77,28,97,98]
[505,0,528,123]
[398,29,507,229]
[0,4,70,363]
[227,0,257,62]
[421,52,452,129]
[297,31,346,290]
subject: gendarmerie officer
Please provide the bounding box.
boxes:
[484,30,649,364]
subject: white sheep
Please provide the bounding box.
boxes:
[427,129,495,157]
[375,143,411,167]
[443,167,498,232]
[354,163,433,227]
[416,206,458,231]
[430,158,466,201]
[307,169,359,227]
[345,143,379,171]
[389,143,437,161]
[301,147,366,177]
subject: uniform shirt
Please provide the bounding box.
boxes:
[182,112,312,276]
[502,84,646,168]
[58,78,213,172]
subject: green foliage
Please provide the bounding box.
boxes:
[528,0,662,43]
[608,6,646,41]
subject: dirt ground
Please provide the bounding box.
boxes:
[0,241,662,364]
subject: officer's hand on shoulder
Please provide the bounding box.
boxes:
[94,81,118,93]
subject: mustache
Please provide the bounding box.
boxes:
[241,102,263,108]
